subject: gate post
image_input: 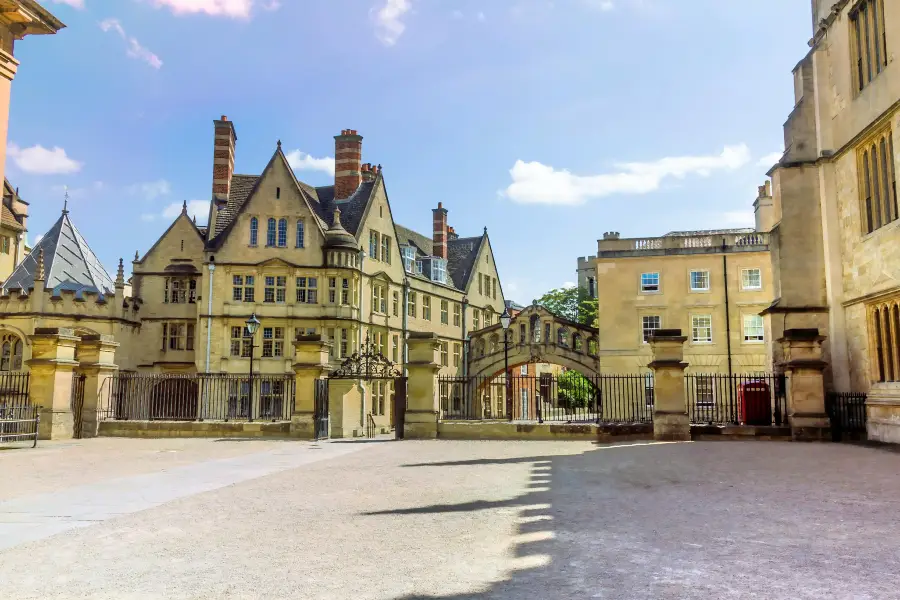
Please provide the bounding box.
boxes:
[291,335,332,439]
[778,328,830,441]
[75,335,119,438]
[648,329,690,441]
[26,327,81,440]
[404,332,441,439]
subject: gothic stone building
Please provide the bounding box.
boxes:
[126,118,506,433]
[763,0,900,442]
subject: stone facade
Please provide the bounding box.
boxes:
[588,224,774,376]
[765,0,900,442]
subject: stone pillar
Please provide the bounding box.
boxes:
[648,329,690,441]
[328,379,361,438]
[75,335,119,438]
[27,328,80,440]
[404,332,441,439]
[779,328,830,441]
[290,335,332,439]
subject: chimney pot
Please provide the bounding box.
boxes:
[221,115,227,121]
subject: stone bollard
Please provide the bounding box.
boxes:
[779,328,830,441]
[404,332,441,439]
[76,335,119,438]
[291,335,332,439]
[648,329,690,441]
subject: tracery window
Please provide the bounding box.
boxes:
[0,333,23,371]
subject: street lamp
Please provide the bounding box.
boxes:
[500,308,512,421]
[245,313,261,422]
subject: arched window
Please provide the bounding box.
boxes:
[573,334,583,352]
[249,217,258,246]
[557,328,568,347]
[0,334,23,371]
[475,338,485,358]
[489,334,499,354]
[277,218,288,247]
[266,218,277,246]
[519,323,526,345]
[296,219,305,248]
[587,338,599,357]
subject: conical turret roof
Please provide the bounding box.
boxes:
[2,209,115,296]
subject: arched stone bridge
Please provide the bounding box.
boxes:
[468,304,600,378]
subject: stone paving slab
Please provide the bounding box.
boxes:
[0,439,899,599]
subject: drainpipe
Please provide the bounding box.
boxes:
[358,249,366,430]
[402,278,410,377]
[462,297,469,377]
[722,239,733,378]
[205,261,216,373]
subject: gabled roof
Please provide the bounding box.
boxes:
[396,224,433,256]
[447,235,485,291]
[2,209,114,295]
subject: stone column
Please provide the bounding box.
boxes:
[648,329,690,441]
[290,335,332,439]
[404,332,441,439]
[75,335,119,438]
[779,328,830,441]
[26,328,81,440]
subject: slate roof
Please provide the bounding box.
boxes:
[1,204,23,232]
[310,181,375,237]
[664,228,755,237]
[2,210,115,296]
[395,224,433,256]
[446,235,484,291]
[213,174,258,236]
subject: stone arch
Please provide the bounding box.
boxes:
[0,331,25,372]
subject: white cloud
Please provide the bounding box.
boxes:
[147,0,278,18]
[100,19,163,69]
[477,11,486,21]
[502,144,751,206]
[8,143,82,175]
[286,150,335,176]
[584,0,615,10]
[721,210,755,227]
[158,200,208,222]
[451,9,463,19]
[33,234,44,246]
[757,151,783,168]
[51,0,85,8]
[562,281,577,289]
[372,0,412,46]
[128,179,171,201]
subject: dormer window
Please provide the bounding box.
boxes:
[431,258,447,284]
[415,260,423,274]
[401,246,416,272]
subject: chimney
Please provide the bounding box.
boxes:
[209,115,237,240]
[754,179,776,233]
[334,129,363,200]
[447,226,458,241]
[432,202,448,260]
[361,163,376,183]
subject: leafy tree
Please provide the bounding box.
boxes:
[558,370,595,409]
[536,286,597,327]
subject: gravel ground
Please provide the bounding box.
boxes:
[1,439,899,599]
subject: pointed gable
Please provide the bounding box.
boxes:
[2,210,115,295]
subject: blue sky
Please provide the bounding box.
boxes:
[8,0,811,304]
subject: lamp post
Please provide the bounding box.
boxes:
[245,313,261,422]
[500,308,512,421]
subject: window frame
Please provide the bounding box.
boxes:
[295,219,305,248]
[689,270,710,292]
[295,276,318,304]
[691,314,713,344]
[641,315,661,343]
[741,268,762,290]
[249,217,259,247]
[640,272,660,294]
[266,218,277,247]
[742,314,765,343]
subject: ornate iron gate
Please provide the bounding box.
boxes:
[314,379,330,440]
[329,336,407,440]
[71,373,86,439]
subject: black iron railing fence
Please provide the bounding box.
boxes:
[438,373,654,424]
[826,392,868,441]
[0,372,37,446]
[99,373,296,422]
[685,372,786,426]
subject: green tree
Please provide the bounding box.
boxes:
[536,286,597,327]
[558,370,595,409]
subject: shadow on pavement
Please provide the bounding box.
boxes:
[373,440,898,600]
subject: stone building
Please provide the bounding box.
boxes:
[0,1,64,283]
[763,0,900,442]
[586,209,774,376]
[125,118,506,434]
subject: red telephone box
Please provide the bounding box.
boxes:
[739,381,771,426]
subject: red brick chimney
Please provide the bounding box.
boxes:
[432,202,448,259]
[212,115,236,204]
[334,129,363,200]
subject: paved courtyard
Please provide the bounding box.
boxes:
[1,437,899,599]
